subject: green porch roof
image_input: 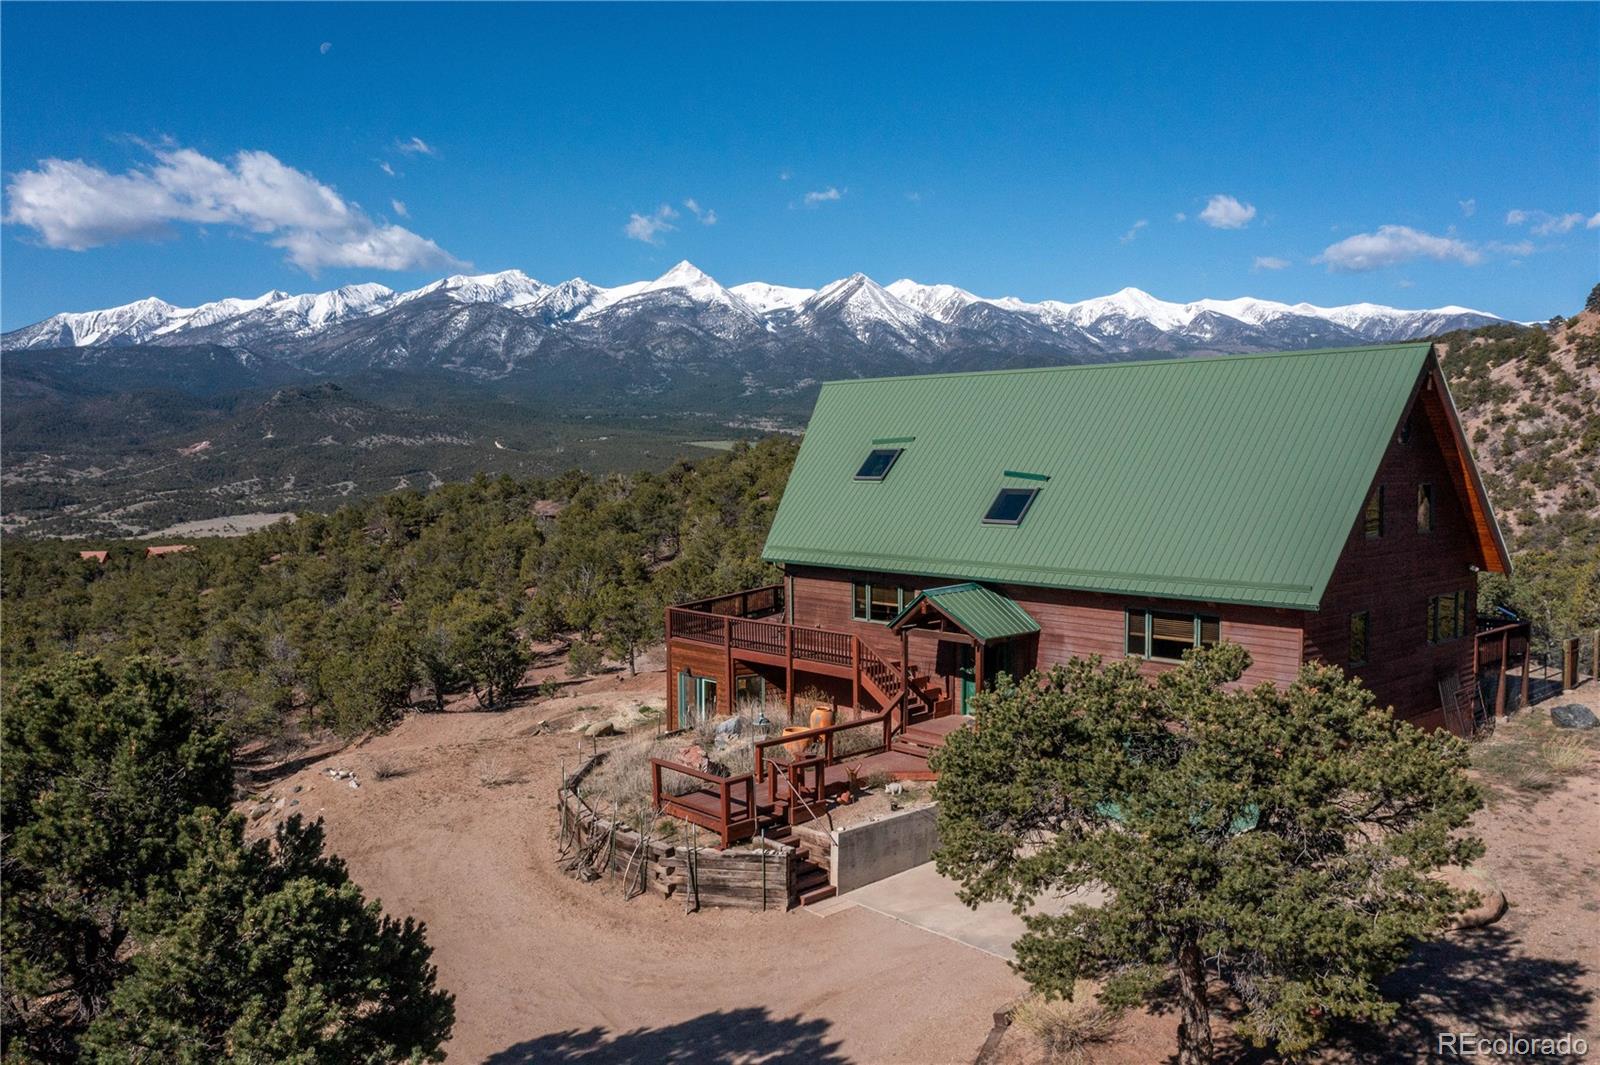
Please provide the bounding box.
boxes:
[892,582,1041,642]
[762,343,1442,611]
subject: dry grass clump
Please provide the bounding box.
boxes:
[1009,995,1123,1065]
[1541,734,1593,773]
[370,756,408,780]
[475,756,523,788]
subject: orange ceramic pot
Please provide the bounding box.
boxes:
[808,703,836,731]
[782,725,811,759]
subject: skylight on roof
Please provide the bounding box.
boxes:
[983,487,1038,526]
[854,448,903,481]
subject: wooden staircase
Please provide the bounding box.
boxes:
[891,715,970,760]
[765,824,835,906]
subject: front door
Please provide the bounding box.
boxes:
[956,644,976,715]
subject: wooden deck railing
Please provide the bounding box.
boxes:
[753,712,892,783]
[666,608,859,672]
[650,758,757,848]
[674,584,785,619]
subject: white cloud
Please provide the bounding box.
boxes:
[2,145,464,272]
[319,41,332,55]
[1198,194,1256,229]
[1316,225,1483,272]
[803,186,843,206]
[778,169,792,182]
[1458,198,1476,217]
[682,198,717,226]
[1119,219,1148,244]
[1252,256,1291,271]
[1591,213,1600,229]
[377,160,397,177]
[624,204,679,244]
[395,136,437,157]
[1486,239,1534,257]
[391,199,408,218]
[1173,211,1187,222]
[1506,208,1590,236]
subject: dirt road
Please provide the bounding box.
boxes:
[258,682,1026,1064]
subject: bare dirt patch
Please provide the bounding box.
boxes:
[241,665,1028,1063]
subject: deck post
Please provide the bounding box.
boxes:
[1592,628,1600,683]
[785,626,795,721]
[974,641,985,696]
[899,627,910,729]
[1564,637,1580,691]
[1495,630,1509,718]
[724,616,735,712]
[851,637,861,712]
[1520,629,1531,708]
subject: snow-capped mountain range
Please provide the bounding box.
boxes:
[2,261,1507,382]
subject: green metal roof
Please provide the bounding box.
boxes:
[892,582,1041,642]
[762,343,1438,611]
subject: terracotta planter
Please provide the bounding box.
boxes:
[808,703,836,731]
[782,725,811,759]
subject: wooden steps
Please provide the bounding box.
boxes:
[764,824,836,906]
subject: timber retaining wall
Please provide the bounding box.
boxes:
[557,754,799,911]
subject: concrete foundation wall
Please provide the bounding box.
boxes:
[831,804,940,894]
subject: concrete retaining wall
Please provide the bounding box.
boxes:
[830,803,940,894]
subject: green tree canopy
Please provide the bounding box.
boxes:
[83,811,455,1064]
[1,657,233,1060]
[932,645,1484,1064]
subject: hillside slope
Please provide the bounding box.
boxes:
[1436,293,1600,539]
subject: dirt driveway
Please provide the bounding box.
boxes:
[251,676,1027,1064]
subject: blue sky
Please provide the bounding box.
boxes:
[3,2,1596,328]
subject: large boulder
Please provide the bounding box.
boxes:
[583,720,618,738]
[1550,703,1599,729]
[1434,866,1507,930]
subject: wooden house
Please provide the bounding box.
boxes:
[666,342,1514,739]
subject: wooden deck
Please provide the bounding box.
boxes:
[653,715,970,847]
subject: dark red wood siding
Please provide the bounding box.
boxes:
[787,566,1304,692]
[1302,379,1481,729]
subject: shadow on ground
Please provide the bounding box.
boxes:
[483,1007,851,1064]
[1334,925,1593,1061]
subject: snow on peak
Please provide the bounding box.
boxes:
[729,282,816,314]
[885,279,981,322]
[398,269,546,308]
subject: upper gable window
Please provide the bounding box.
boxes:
[983,487,1039,526]
[854,448,903,481]
[1417,484,1434,534]
[1364,485,1384,539]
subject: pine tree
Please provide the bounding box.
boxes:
[932,645,1484,1063]
[83,812,455,1064]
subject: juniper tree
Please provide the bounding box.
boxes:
[1,657,232,1060]
[83,812,455,1064]
[932,644,1483,1064]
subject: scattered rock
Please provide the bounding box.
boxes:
[714,716,744,740]
[583,721,618,738]
[1551,703,1599,729]
[677,743,711,772]
[292,784,303,794]
[1434,866,1507,930]
[348,779,360,790]
[289,799,300,807]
